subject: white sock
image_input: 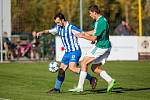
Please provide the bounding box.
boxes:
[100,71,112,84]
[77,71,87,89]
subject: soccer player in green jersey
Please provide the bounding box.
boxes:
[69,5,116,93]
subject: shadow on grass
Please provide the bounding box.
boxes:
[86,87,150,94]
[69,87,150,95]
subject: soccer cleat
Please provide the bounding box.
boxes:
[46,88,60,94]
[107,79,116,93]
[90,77,97,89]
[68,87,83,92]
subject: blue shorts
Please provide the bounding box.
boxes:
[61,50,81,65]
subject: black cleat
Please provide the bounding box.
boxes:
[90,77,97,89]
[46,88,60,94]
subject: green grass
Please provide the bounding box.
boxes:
[0,61,150,100]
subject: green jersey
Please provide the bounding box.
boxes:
[93,16,111,48]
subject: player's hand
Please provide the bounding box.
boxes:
[91,41,95,44]
[36,32,42,38]
[32,31,37,37]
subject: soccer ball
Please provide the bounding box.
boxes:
[48,61,59,73]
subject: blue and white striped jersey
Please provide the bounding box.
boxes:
[48,22,81,52]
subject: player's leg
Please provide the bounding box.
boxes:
[91,48,116,92]
[68,50,94,82]
[92,63,113,83]
[68,50,97,89]
[91,64,116,92]
[54,63,67,89]
[47,63,68,94]
[68,62,97,89]
[47,53,69,94]
[91,64,114,84]
[68,56,95,92]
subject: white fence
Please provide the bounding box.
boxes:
[56,36,150,61]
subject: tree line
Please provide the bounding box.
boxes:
[11,0,150,36]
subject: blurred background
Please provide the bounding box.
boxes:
[10,0,150,35]
[0,0,150,62]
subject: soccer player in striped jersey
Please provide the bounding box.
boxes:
[36,13,97,94]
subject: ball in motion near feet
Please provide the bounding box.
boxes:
[48,61,59,73]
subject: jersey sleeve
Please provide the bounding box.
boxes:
[48,25,58,35]
[71,25,82,35]
[94,20,106,36]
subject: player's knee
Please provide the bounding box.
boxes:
[91,65,97,73]
[58,68,65,77]
[91,64,103,74]
[80,61,87,68]
[57,68,65,81]
[80,61,84,66]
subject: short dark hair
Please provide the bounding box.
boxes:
[54,13,66,21]
[88,5,100,14]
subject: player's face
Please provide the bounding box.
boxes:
[55,18,64,26]
[89,11,96,20]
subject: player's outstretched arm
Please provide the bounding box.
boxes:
[84,30,94,36]
[36,30,49,37]
[76,32,97,42]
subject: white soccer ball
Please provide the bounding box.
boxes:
[48,61,59,73]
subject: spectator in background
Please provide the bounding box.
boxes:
[48,39,55,60]
[16,39,32,58]
[114,18,132,36]
[3,32,16,60]
[39,33,49,60]
[30,31,40,60]
[15,40,21,59]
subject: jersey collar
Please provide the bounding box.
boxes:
[96,15,102,21]
[64,21,69,28]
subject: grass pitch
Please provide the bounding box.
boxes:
[0,61,150,100]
